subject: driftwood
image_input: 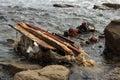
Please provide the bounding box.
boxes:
[25,23,83,55]
[19,22,86,55]
[26,23,75,45]
[9,22,87,56]
[9,22,95,66]
[18,22,74,56]
[9,25,55,50]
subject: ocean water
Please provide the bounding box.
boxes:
[0,0,120,7]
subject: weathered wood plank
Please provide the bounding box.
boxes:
[9,25,56,50]
[26,23,74,45]
[18,22,74,56]
[25,22,83,55]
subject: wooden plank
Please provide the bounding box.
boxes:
[52,33,74,44]
[9,25,56,50]
[25,23,83,55]
[18,22,74,56]
[26,23,74,45]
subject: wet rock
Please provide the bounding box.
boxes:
[64,31,69,37]
[104,20,120,56]
[6,39,14,44]
[93,3,120,10]
[67,28,79,37]
[13,65,70,80]
[0,62,41,75]
[98,45,102,48]
[53,4,74,8]
[89,37,99,43]
[102,67,120,80]
[102,3,120,9]
[85,41,90,44]
[93,5,112,10]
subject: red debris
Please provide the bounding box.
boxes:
[68,28,79,36]
[89,37,99,43]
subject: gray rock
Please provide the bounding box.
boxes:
[13,65,70,80]
[93,3,120,10]
[93,5,112,10]
[53,4,74,8]
[104,20,120,56]
[102,3,120,9]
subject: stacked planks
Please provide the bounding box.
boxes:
[9,22,86,57]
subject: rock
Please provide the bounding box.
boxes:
[68,28,79,36]
[85,41,90,44]
[93,3,120,10]
[102,67,120,80]
[39,65,70,80]
[89,37,99,43]
[13,65,70,80]
[98,45,102,48]
[6,39,14,43]
[102,3,120,9]
[93,5,112,10]
[64,31,69,37]
[0,62,41,75]
[53,4,74,8]
[104,20,120,56]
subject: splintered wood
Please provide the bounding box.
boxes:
[9,22,94,66]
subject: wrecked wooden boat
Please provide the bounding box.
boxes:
[9,22,94,66]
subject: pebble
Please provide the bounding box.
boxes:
[85,41,90,44]
[89,37,99,43]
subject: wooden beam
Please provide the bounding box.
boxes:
[25,23,83,55]
[18,22,74,56]
[9,25,56,50]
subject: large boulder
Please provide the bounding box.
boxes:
[13,65,70,80]
[104,20,120,56]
